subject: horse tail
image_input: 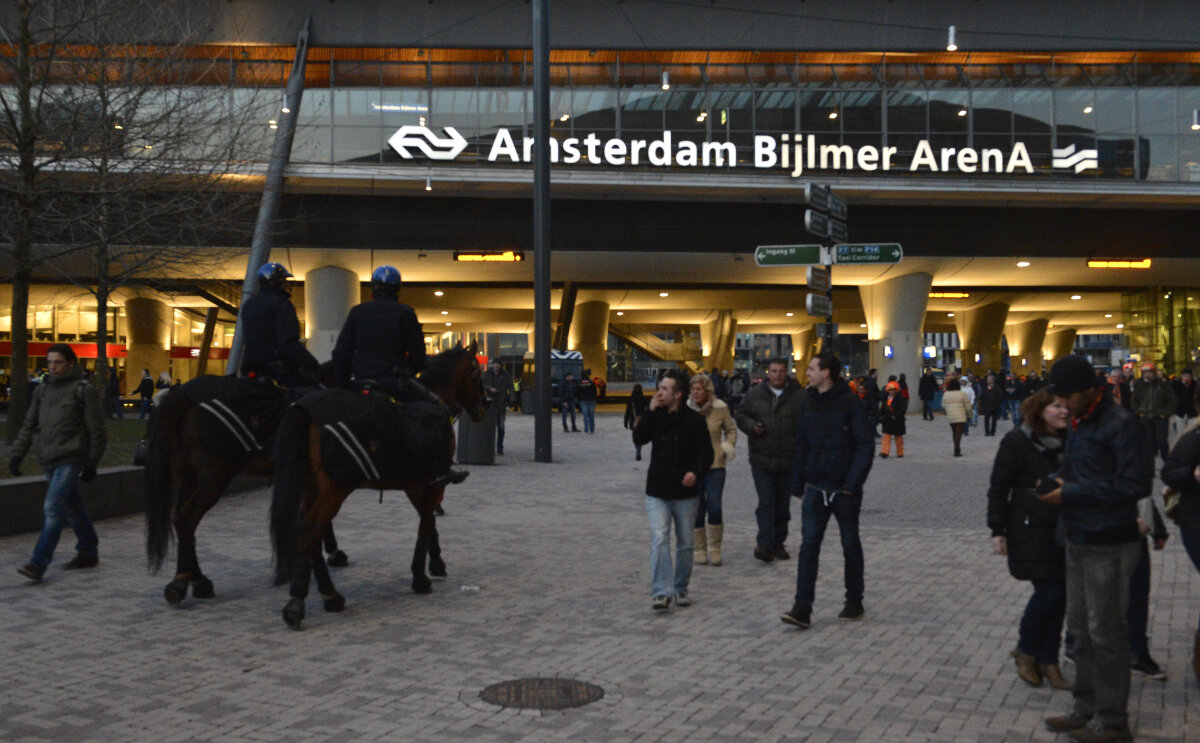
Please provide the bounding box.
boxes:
[144,386,189,572]
[270,403,312,587]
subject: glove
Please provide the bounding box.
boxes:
[81,465,97,482]
[9,456,21,477]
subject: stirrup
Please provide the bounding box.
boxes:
[428,468,469,490]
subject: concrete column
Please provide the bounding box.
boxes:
[1006,319,1049,376]
[568,291,610,383]
[789,326,816,376]
[1043,328,1079,365]
[701,310,738,373]
[955,301,1010,376]
[859,272,933,386]
[124,297,171,382]
[303,266,360,363]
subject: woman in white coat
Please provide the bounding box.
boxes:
[941,376,973,457]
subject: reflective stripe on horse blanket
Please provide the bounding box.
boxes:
[295,389,453,490]
[181,376,287,457]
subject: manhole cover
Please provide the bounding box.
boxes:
[478,677,604,710]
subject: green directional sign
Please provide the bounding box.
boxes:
[833,243,903,264]
[754,244,824,267]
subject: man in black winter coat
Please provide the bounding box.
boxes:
[781,351,874,630]
[241,262,322,389]
[918,368,938,420]
[633,368,713,611]
[332,265,426,395]
[1039,354,1150,743]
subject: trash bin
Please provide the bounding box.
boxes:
[456,405,497,464]
[521,388,535,415]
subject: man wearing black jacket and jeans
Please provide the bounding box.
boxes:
[1039,354,1150,743]
[633,368,713,611]
[781,351,875,629]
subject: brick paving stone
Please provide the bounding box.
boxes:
[2,411,1198,741]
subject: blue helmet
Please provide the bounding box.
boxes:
[256,262,293,286]
[371,265,401,288]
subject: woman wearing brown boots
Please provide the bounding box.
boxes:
[688,373,737,567]
[986,388,1072,690]
[1162,417,1200,684]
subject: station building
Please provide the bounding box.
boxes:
[2,1,1198,393]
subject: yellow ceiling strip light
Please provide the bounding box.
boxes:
[928,292,970,299]
[454,250,524,262]
[1087,259,1151,269]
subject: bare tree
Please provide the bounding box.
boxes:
[1,0,270,435]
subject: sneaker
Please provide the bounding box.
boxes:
[675,592,692,607]
[780,603,811,629]
[753,546,775,563]
[1068,724,1133,743]
[17,563,45,581]
[773,546,790,561]
[838,600,865,621]
[651,595,670,611]
[1044,714,1090,733]
[1132,654,1167,681]
[62,553,99,570]
[325,550,349,568]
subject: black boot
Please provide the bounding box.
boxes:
[429,468,469,490]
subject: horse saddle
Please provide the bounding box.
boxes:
[297,389,453,489]
[183,375,287,457]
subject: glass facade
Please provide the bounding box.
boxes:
[277,53,1200,182]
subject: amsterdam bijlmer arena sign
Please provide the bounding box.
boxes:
[388,125,1100,176]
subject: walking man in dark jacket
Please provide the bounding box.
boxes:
[781,351,874,629]
[482,358,513,454]
[918,368,938,420]
[735,357,806,562]
[633,368,713,611]
[11,344,108,581]
[1039,354,1150,743]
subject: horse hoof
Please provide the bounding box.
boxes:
[190,578,215,599]
[282,598,306,629]
[429,559,447,579]
[322,592,346,613]
[326,550,349,568]
[164,579,189,606]
[412,576,433,594]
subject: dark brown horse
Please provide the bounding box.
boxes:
[269,344,487,629]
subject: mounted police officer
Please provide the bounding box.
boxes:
[332,265,427,395]
[332,266,465,488]
[240,262,322,390]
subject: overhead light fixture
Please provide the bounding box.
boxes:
[425,177,432,191]
[1104,313,1113,318]
[440,310,449,315]
[1070,295,1082,300]
[454,250,524,262]
[559,113,570,122]
[929,292,970,299]
[1192,108,1199,131]
[661,70,670,90]
[445,322,452,327]
[434,291,444,296]
[1116,323,1125,329]
[947,313,955,317]
[419,116,426,126]
[957,108,968,117]
[1083,105,1093,114]
[946,25,958,52]
[113,123,123,130]
[785,312,794,317]
[828,110,838,120]
[1087,259,1151,268]
[659,291,669,297]
[616,311,624,316]
[859,323,867,328]
[1016,261,1031,267]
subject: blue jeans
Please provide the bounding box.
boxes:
[750,467,792,550]
[1181,526,1200,633]
[794,485,864,608]
[31,463,99,568]
[561,401,576,430]
[138,397,152,419]
[1065,540,1140,730]
[495,407,507,452]
[694,467,726,527]
[1008,399,1022,426]
[110,394,124,419]
[645,495,699,598]
[579,400,596,433]
[1019,578,1067,664]
[1127,538,1151,656]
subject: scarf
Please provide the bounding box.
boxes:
[687,396,713,416]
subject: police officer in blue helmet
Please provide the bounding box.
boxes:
[332,265,427,395]
[240,262,322,389]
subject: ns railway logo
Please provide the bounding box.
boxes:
[387,125,1099,176]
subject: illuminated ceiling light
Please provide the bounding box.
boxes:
[785,312,794,317]
[1104,313,1113,318]
[828,110,838,120]
[419,116,426,126]
[929,292,970,299]
[658,291,669,297]
[859,323,867,328]
[946,25,958,52]
[1116,323,1125,329]
[1087,259,1151,269]
[559,113,570,122]
[1016,261,1031,267]
[616,311,624,316]
[425,177,432,191]
[113,123,123,130]
[957,108,968,117]
[661,70,670,90]
[454,250,524,262]
[434,290,444,297]
[1083,105,1093,114]
[1070,295,1082,300]
[440,310,448,315]
[947,313,955,317]
[445,322,452,327]
[1048,323,1055,328]
[1192,108,1199,131]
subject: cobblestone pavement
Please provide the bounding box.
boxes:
[2,411,1197,742]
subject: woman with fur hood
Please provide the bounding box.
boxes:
[689,373,738,566]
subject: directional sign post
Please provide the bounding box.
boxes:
[833,243,903,264]
[805,293,832,318]
[829,219,849,243]
[804,209,830,239]
[803,182,830,211]
[754,244,825,267]
[806,266,831,292]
